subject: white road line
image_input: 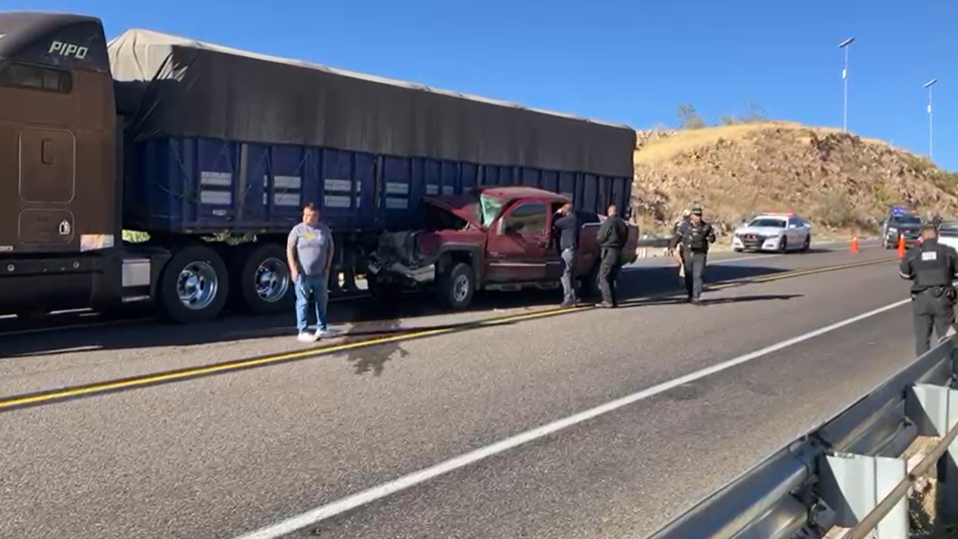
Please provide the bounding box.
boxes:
[231,297,912,539]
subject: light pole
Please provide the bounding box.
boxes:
[924,78,937,160]
[839,37,855,133]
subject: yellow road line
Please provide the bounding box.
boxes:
[710,256,898,290]
[0,255,897,412]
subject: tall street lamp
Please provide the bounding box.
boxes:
[924,78,938,160]
[839,37,855,133]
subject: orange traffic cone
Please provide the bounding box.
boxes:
[850,236,859,254]
[897,234,907,259]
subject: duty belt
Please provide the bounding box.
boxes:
[919,286,954,298]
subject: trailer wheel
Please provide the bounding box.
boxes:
[367,273,402,303]
[237,244,293,315]
[579,262,601,299]
[157,244,230,324]
[438,262,474,310]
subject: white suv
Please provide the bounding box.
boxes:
[732,213,812,253]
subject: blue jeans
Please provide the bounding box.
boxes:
[560,248,576,303]
[295,273,329,333]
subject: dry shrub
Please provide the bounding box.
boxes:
[816,188,853,228]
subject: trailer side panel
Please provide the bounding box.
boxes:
[108,29,635,235]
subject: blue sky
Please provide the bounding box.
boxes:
[9,0,958,170]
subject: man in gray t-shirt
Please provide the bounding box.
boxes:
[287,203,335,342]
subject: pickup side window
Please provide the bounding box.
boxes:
[502,202,547,235]
[0,63,73,93]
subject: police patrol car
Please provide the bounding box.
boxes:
[731,213,812,253]
[882,206,923,249]
[936,220,958,251]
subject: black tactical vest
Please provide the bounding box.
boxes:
[913,241,952,289]
[688,223,707,252]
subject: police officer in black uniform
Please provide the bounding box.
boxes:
[669,205,716,305]
[900,223,958,356]
[596,204,629,308]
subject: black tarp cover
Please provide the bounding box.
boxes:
[107,29,636,178]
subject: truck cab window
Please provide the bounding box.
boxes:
[502,202,547,234]
[0,63,72,93]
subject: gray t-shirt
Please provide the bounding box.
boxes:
[287,222,334,276]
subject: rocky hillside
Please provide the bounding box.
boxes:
[632,121,958,236]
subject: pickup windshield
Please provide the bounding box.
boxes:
[479,194,506,228]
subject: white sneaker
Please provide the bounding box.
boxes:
[297,332,317,343]
[314,328,331,339]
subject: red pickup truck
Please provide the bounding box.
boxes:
[366,186,640,309]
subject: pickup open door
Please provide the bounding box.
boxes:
[485,199,551,283]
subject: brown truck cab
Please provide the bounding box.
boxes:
[0,13,151,316]
[367,186,639,309]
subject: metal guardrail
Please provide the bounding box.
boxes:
[635,236,673,249]
[646,337,958,539]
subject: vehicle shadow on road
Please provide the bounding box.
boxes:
[699,294,803,305]
[614,293,803,309]
[0,263,794,372]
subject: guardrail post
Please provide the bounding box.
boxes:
[818,452,909,539]
[909,381,958,524]
[944,434,958,523]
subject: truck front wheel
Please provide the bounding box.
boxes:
[438,262,475,310]
[157,244,230,323]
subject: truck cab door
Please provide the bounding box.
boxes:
[485,200,550,283]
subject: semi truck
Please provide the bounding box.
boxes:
[0,11,638,324]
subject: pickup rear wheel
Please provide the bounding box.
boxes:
[438,262,475,310]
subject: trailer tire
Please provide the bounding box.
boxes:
[367,273,402,303]
[237,244,293,315]
[438,262,474,310]
[157,244,230,324]
[579,262,601,299]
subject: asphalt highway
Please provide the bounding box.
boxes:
[0,242,920,539]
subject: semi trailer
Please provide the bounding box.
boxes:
[0,11,638,324]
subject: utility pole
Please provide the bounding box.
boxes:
[924,78,937,160]
[839,37,855,133]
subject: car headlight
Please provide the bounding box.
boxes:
[888,227,898,234]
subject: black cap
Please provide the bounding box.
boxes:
[691,206,703,215]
